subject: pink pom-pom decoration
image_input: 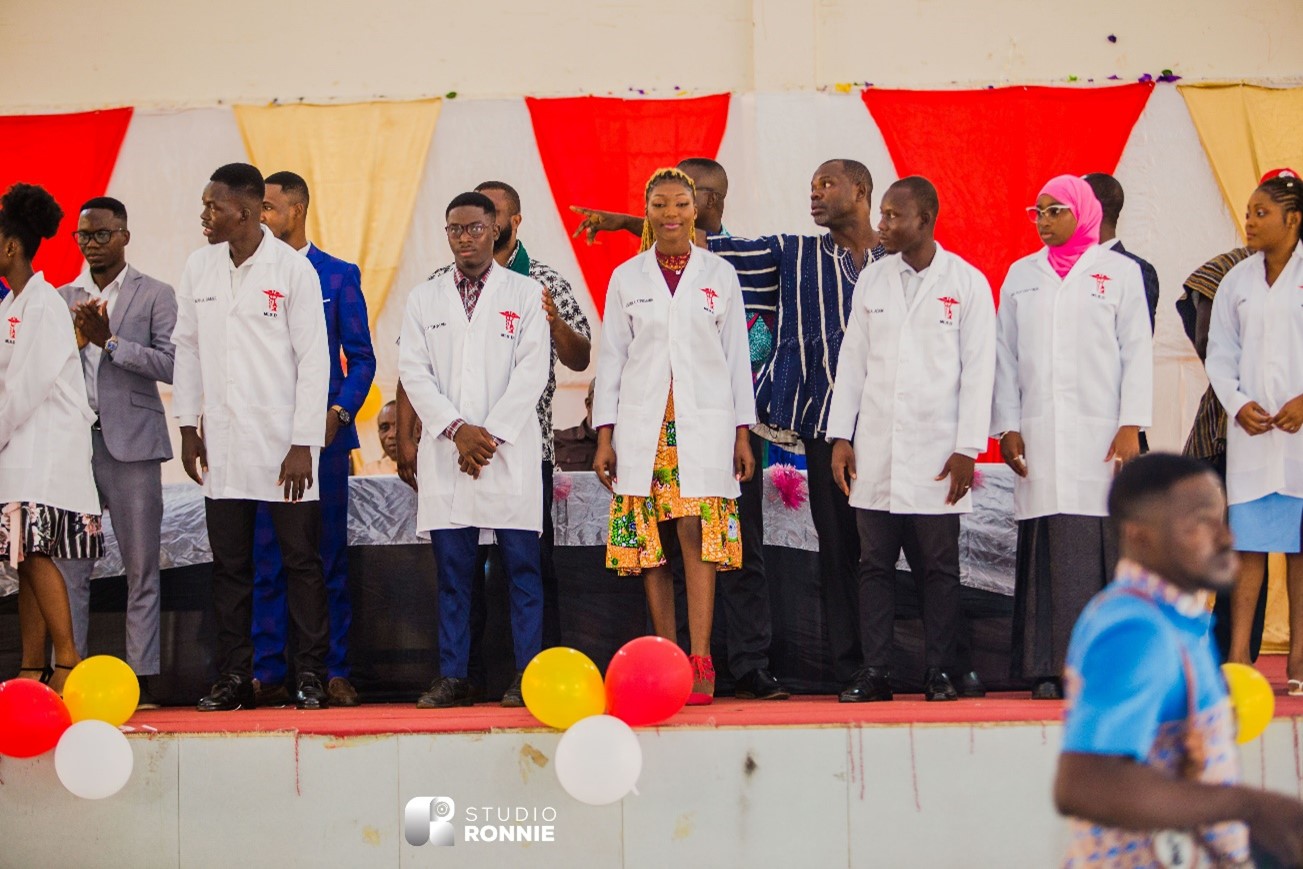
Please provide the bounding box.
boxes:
[971,468,985,490]
[553,474,574,502]
[767,464,809,511]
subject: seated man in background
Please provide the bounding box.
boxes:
[358,399,401,475]
[553,380,598,472]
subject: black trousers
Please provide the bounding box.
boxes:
[715,431,775,678]
[803,437,863,683]
[855,510,961,671]
[205,498,329,679]
[468,461,558,685]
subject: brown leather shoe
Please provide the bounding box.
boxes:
[252,678,291,707]
[327,676,360,707]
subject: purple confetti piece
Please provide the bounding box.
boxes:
[1107,75,1121,80]
[1156,72,1183,83]
[1138,73,1153,83]
[1107,34,1117,43]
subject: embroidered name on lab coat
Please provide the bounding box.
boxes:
[937,296,959,325]
[194,295,217,304]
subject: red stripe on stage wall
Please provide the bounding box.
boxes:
[526,94,731,317]
[862,83,1153,461]
[0,107,134,288]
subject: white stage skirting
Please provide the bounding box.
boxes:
[1,716,1301,868]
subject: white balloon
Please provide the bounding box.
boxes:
[555,714,642,805]
[54,720,134,800]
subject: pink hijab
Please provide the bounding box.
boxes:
[1039,175,1102,278]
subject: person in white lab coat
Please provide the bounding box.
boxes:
[828,177,996,703]
[992,174,1152,700]
[1205,174,1303,693]
[592,167,756,705]
[172,163,332,712]
[399,191,550,710]
[0,183,101,696]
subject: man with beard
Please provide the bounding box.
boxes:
[828,177,995,702]
[1055,452,1303,867]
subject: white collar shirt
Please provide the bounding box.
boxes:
[71,262,130,415]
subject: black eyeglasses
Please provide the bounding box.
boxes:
[72,229,127,246]
[445,223,491,239]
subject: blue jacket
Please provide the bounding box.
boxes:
[308,244,375,452]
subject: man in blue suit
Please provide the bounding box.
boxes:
[252,171,375,706]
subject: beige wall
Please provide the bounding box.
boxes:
[4,0,1301,112]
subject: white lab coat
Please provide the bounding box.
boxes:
[827,245,996,514]
[0,273,99,515]
[172,226,329,502]
[399,266,550,534]
[991,245,1153,520]
[593,247,756,499]
[1206,242,1303,506]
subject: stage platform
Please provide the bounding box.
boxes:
[1,660,1300,869]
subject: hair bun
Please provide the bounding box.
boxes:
[0,183,63,240]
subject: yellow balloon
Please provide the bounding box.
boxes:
[355,383,384,423]
[521,648,605,730]
[63,656,139,726]
[1221,663,1275,745]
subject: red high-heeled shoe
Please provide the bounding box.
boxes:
[687,654,715,706]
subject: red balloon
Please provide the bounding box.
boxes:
[604,636,693,726]
[0,679,72,758]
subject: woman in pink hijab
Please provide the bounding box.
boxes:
[991,173,1154,699]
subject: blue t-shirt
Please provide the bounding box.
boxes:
[1062,571,1226,761]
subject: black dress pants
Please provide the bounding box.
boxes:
[855,510,961,671]
[715,430,776,679]
[802,437,862,683]
[205,498,329,679]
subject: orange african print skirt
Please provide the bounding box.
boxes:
[606,393,742,576]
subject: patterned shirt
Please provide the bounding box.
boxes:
[431,243,591,462]
[1180,248,1252,460]
[709,233,888,440]
[1061,559,1248,867]
[453,263,492,320]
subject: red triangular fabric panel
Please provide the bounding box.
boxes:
[862,84,1152,461]
[526,95,730,317]
[862,84,1152,301]
[0,107,134,287]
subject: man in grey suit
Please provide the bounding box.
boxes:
[56,197,177,701]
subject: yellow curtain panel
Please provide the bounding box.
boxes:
[1179,83,1303,240]
[234,99,442,326]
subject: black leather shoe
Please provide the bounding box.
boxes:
[417,676,477,709]
[500,672,525,708]
[923,668,959,702]
[734,668,791,700]
[1031,678,1063,700]
[197,673,256,712]
[956,670,987,698]
[295,672,328,710]
[136,675,161,710]
[839,667,893,703]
